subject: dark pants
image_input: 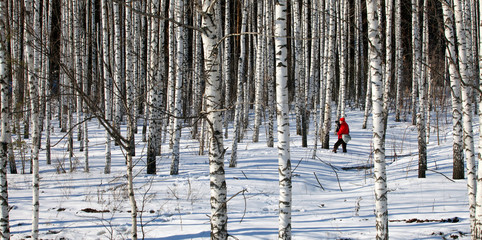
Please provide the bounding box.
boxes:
[334,139,347,152]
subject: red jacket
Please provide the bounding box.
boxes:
[337,121,349,139]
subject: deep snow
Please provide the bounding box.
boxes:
[8,109,472,239]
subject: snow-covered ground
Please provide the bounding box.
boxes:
[8,109,471,239]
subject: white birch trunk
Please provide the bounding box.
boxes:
[476,0,482,235]
[274,0,292,238]
[27,0,41,237]
[101,0,112,174]
[417,0,428,178]
[442,0,463,180]
[223,0,232,139]
[322,0,336,148]
[252,0,264,143]
[171,0,185,175]
[395,0,402,121]
[266,0,275,148]
[0,0,10,235]
[339,0,348,118]
[230,0,248,168]
[74,0,83,151]
[454,0,476,232]
[411,0,420,125]
[147,0,164,175]
[192,3,203,140]
[293,0,303,136]
[367,0,389,238]
[383,0,394,124]
[113,0,122,136]
[167,0,176,147]
[201,1,228,238]
[125,0,135,159]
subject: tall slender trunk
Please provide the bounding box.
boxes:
[454,0,476,232]
[266,0,275,148]
[101,0,112,174]
[417,0,428,178]
[274,0,292,238]
[201,1,228,238]
[367,0,388,238]
[171,0,185,175]
[411,0,420,125]
[230,0,248,168]
[476,0,482,236]
[395,0,402,122]
[252,0,264,143]
[0,0,11,235]
[322,0,336,148]
[27,0,42,237]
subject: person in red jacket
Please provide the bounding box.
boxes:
[333,117,349,153]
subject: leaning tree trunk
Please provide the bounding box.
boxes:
[201,1,228,239]
[0,0,11,235]
[274,1,292,238]
[367,0,389,238]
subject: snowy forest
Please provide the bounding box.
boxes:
[0,0,482,239]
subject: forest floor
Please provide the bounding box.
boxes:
[8,108,471,239]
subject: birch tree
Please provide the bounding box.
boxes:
[322,0,336,148]
[171,0,185,175]
[27,0,41,236]
[230,0,248,168]
[475,0,482,235]
[101,0,112,174]
[293,0,303,136]
[417,0,428,178]
[441,0,463,180]
[147,0,163,175]
[274,0,292,238]
[266,0,275,148]
[338,0,348,119]
[367,0,389,238]
[201,1,228,238]
[252,0,264,143]
[223,0,232,139]
[0,0,10,235]
[454,0,476,232]
[395,0,402,122]
[411,0,420,126]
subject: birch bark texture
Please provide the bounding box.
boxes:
[274,0,292,238]
[0,0,10,236]
[230,0,248,168]
[476,0,482,236]
[441,0,464,180]
[201,1,228,238]
[27,0,42,237]
[454,0,477,232]
[367,0,388,238]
